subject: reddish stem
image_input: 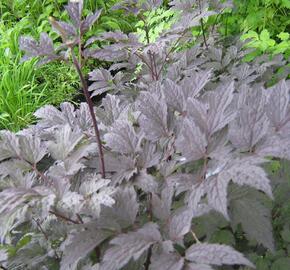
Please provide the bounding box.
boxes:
[70,49,106,178]
[49,210,81,224]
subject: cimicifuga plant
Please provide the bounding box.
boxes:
[0,0,289,269]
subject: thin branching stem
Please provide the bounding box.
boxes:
[76,214,84,224]
[49,210,81,224]
[31,163,51,183]
[200,18,208,49]
[152,52,158,80]
[191,230,201,243]
[142,16,158,80]
[16,155,51,185]
[156,33,184,79]
[32,217,60,260]
[198,0,208,49]
[211,8,225,34]
[32,217,49,240]
[133,50,154,73]
[79,34,83,68]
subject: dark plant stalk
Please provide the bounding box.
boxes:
[198,0,208,49]
[49,210,81,224]
[142,17,158,80]
[32,217,60,260]
[49,17,106,177]
[32,217,49,240]
[70,48,106,178]
[152,52,158,80]
[76,214,84,224]
[200,19,208,48]
[78,12,83,69]
[144,247,152,270]
[16,155,51,185]
[133,51,154,74]
[211,8,225,34]
[144,193,153,270]
[156,31,186,79]
[31,163,50,183]
[79,33,83,68]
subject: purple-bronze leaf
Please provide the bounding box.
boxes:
[228,157,273,199]
[176,118,207,162]
[229,86,269,151]
[0,131,20,161]
[205,172,231,220]
[39,33,55,54]
[65,0,83,28]
[182,69,212,99]
[163,79,185,113]
[150,252,184,270]
[169,207,193,242]
[207,81,235,135]
[88,68,114,96]
[138,92,169,141]
[185,243,255,268]
[185,182,206,211]
[255,135,290,160]
[81,9,102,32]
[185,98,209,133]
[104,120,140,154]
[101,186,138,228]
[19,33,57,63]
[101,223,161,270]
[185,263,214,270]
[18,135,47,164]
[152,183,174,220]
[60,228,112,270]
[19,36,38,58]
[134,169,158,193]
[266,80,289,130]
[51,20,77,38]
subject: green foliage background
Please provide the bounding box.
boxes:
[0,0,136,131]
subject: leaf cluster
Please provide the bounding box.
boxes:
[0,0,289,270]
[241,30,290,61]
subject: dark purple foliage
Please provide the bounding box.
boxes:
[0,0,289,269]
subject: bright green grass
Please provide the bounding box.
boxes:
[0,0,137,131]
[0,60,45,131]
[0,59,78,131]
[0,19,78,131]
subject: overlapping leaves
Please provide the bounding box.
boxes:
[2,0,290,269]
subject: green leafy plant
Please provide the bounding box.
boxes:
[217,0,290,37]
[201,0,290,67]
[241,29,290,61]
[135,7,177,43]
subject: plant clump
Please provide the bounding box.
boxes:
[0,0,289,269]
